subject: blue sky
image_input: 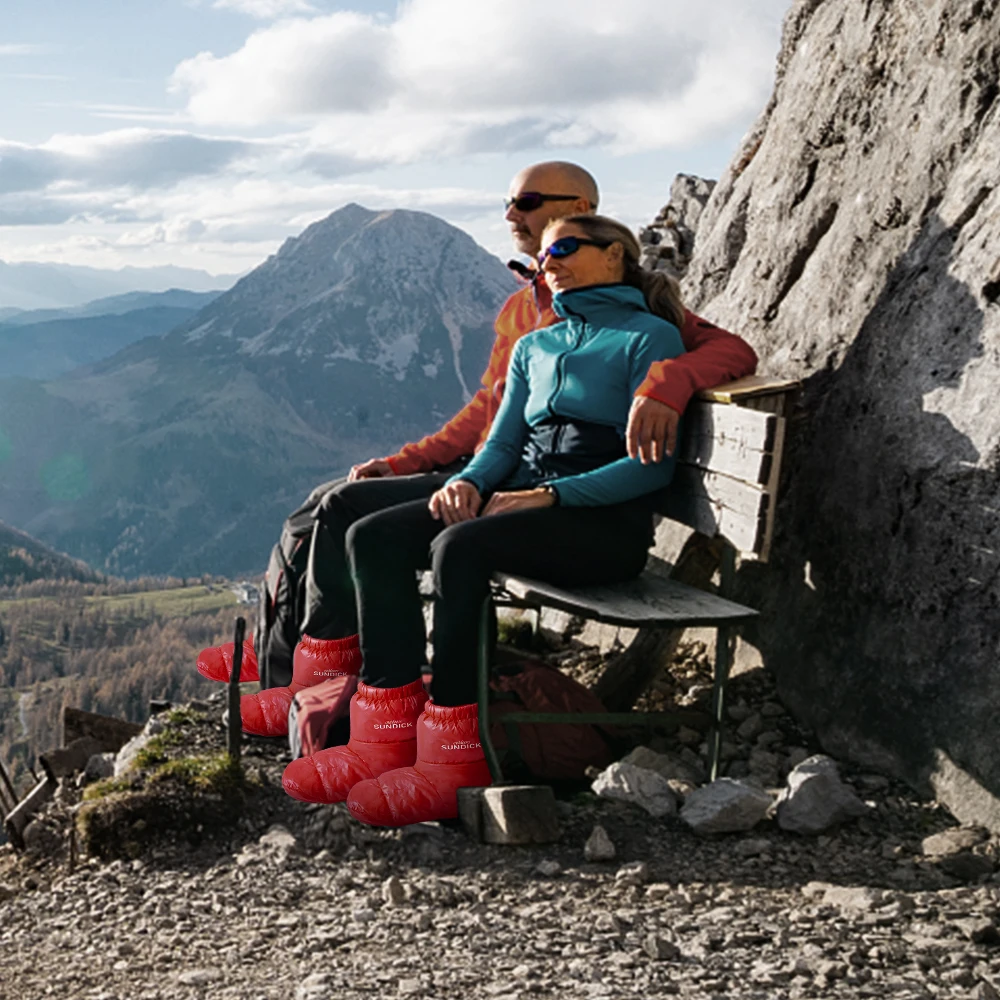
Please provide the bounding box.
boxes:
[0,0,791,276]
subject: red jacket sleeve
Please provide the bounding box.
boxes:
[635,310,758,414]
[385,285,545,475]
[385,387,491,475]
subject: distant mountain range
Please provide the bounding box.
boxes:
[0,259,238,311]
[0,205,517,577]
[0,290,222,380]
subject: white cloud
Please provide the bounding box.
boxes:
[0,44,55,56]
[0,130,255,195]
[1,0,791,271]
[212,0,317,18]
[171,0,787,155]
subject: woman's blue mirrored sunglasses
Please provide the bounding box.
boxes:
[538,236,612,265]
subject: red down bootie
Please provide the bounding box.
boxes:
[241,634,361,738]
[346,701,492,826]
[282,679,427,803]
[196,639,259,683]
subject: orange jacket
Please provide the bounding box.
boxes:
[386,279,757,475]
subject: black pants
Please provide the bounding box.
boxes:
[300,472,455,641]
[347,499,654,706]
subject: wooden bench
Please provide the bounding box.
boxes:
[475,375,801,784]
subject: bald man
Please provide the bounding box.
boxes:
[350,161,754,479]
[202,161,757,737]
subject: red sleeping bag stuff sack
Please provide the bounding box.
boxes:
[288,674,358,759]
[489,659,612,781]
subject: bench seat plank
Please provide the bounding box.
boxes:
[493,571,759,628]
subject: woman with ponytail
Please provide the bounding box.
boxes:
[282,214,688,827]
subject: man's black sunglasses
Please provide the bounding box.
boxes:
[504,192,581,212]
[537,236,612,264]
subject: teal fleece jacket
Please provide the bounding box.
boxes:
[450,283,686,506]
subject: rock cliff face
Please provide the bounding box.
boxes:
[684,0,1000,826]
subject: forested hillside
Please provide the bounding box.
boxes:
[0,577,245,797]
[0,521,100,586]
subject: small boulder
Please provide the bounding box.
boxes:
[22,820,61,857]
[622,746,705,784]
[775,755,869,835]
[680,779,773,834]
[84,752,116,783]
[584,824,616,861]
[643,933,681,961]
[114,714,170,776]
[591,761,677,818]
[381,875,406,906]
[921,826,988,857]
[938,852,995,883]
[615,861,649,885]
[821,886,885,912]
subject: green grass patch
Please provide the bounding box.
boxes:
[82,777,133,801]
[148,752,245,792]
[83,585,238,618]
[165,706,209,727]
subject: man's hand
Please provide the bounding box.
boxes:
[482,488,555,517]
[348,458,395,482]
[429,481,482,525]
[626,396,681,464]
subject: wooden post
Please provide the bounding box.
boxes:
[67,821,78,872]
[227,617,245,762]
[0,757,18,814]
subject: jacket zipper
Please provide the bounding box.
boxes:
[549,314,588,418]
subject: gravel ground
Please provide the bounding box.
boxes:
[2,647,999,1000]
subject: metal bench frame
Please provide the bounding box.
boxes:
[474,375,800,783]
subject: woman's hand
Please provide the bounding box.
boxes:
[482,487,555,517]
[429,481,483,525]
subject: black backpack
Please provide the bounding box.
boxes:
[254,478,344,689]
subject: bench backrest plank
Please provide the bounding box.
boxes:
[654,377,799,562]
[678,401,777,485]
[655,464,769,555]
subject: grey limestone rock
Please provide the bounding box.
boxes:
[583,824,616,861]
[382,875,406,906]
[681,0,1000,832]
[22,819,61,856]
[84,752,115,783]
[776,755,869,835]
[680,778,773,834]
[591,761,678,818]
[938,852,996,883]
[921,826,988,857]
[114,714,169,777]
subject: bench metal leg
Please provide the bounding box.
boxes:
[709,622,732,781]
[477,596,505,782]
[708,546,736,782]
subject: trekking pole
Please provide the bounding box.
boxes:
[227,617,245,763]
